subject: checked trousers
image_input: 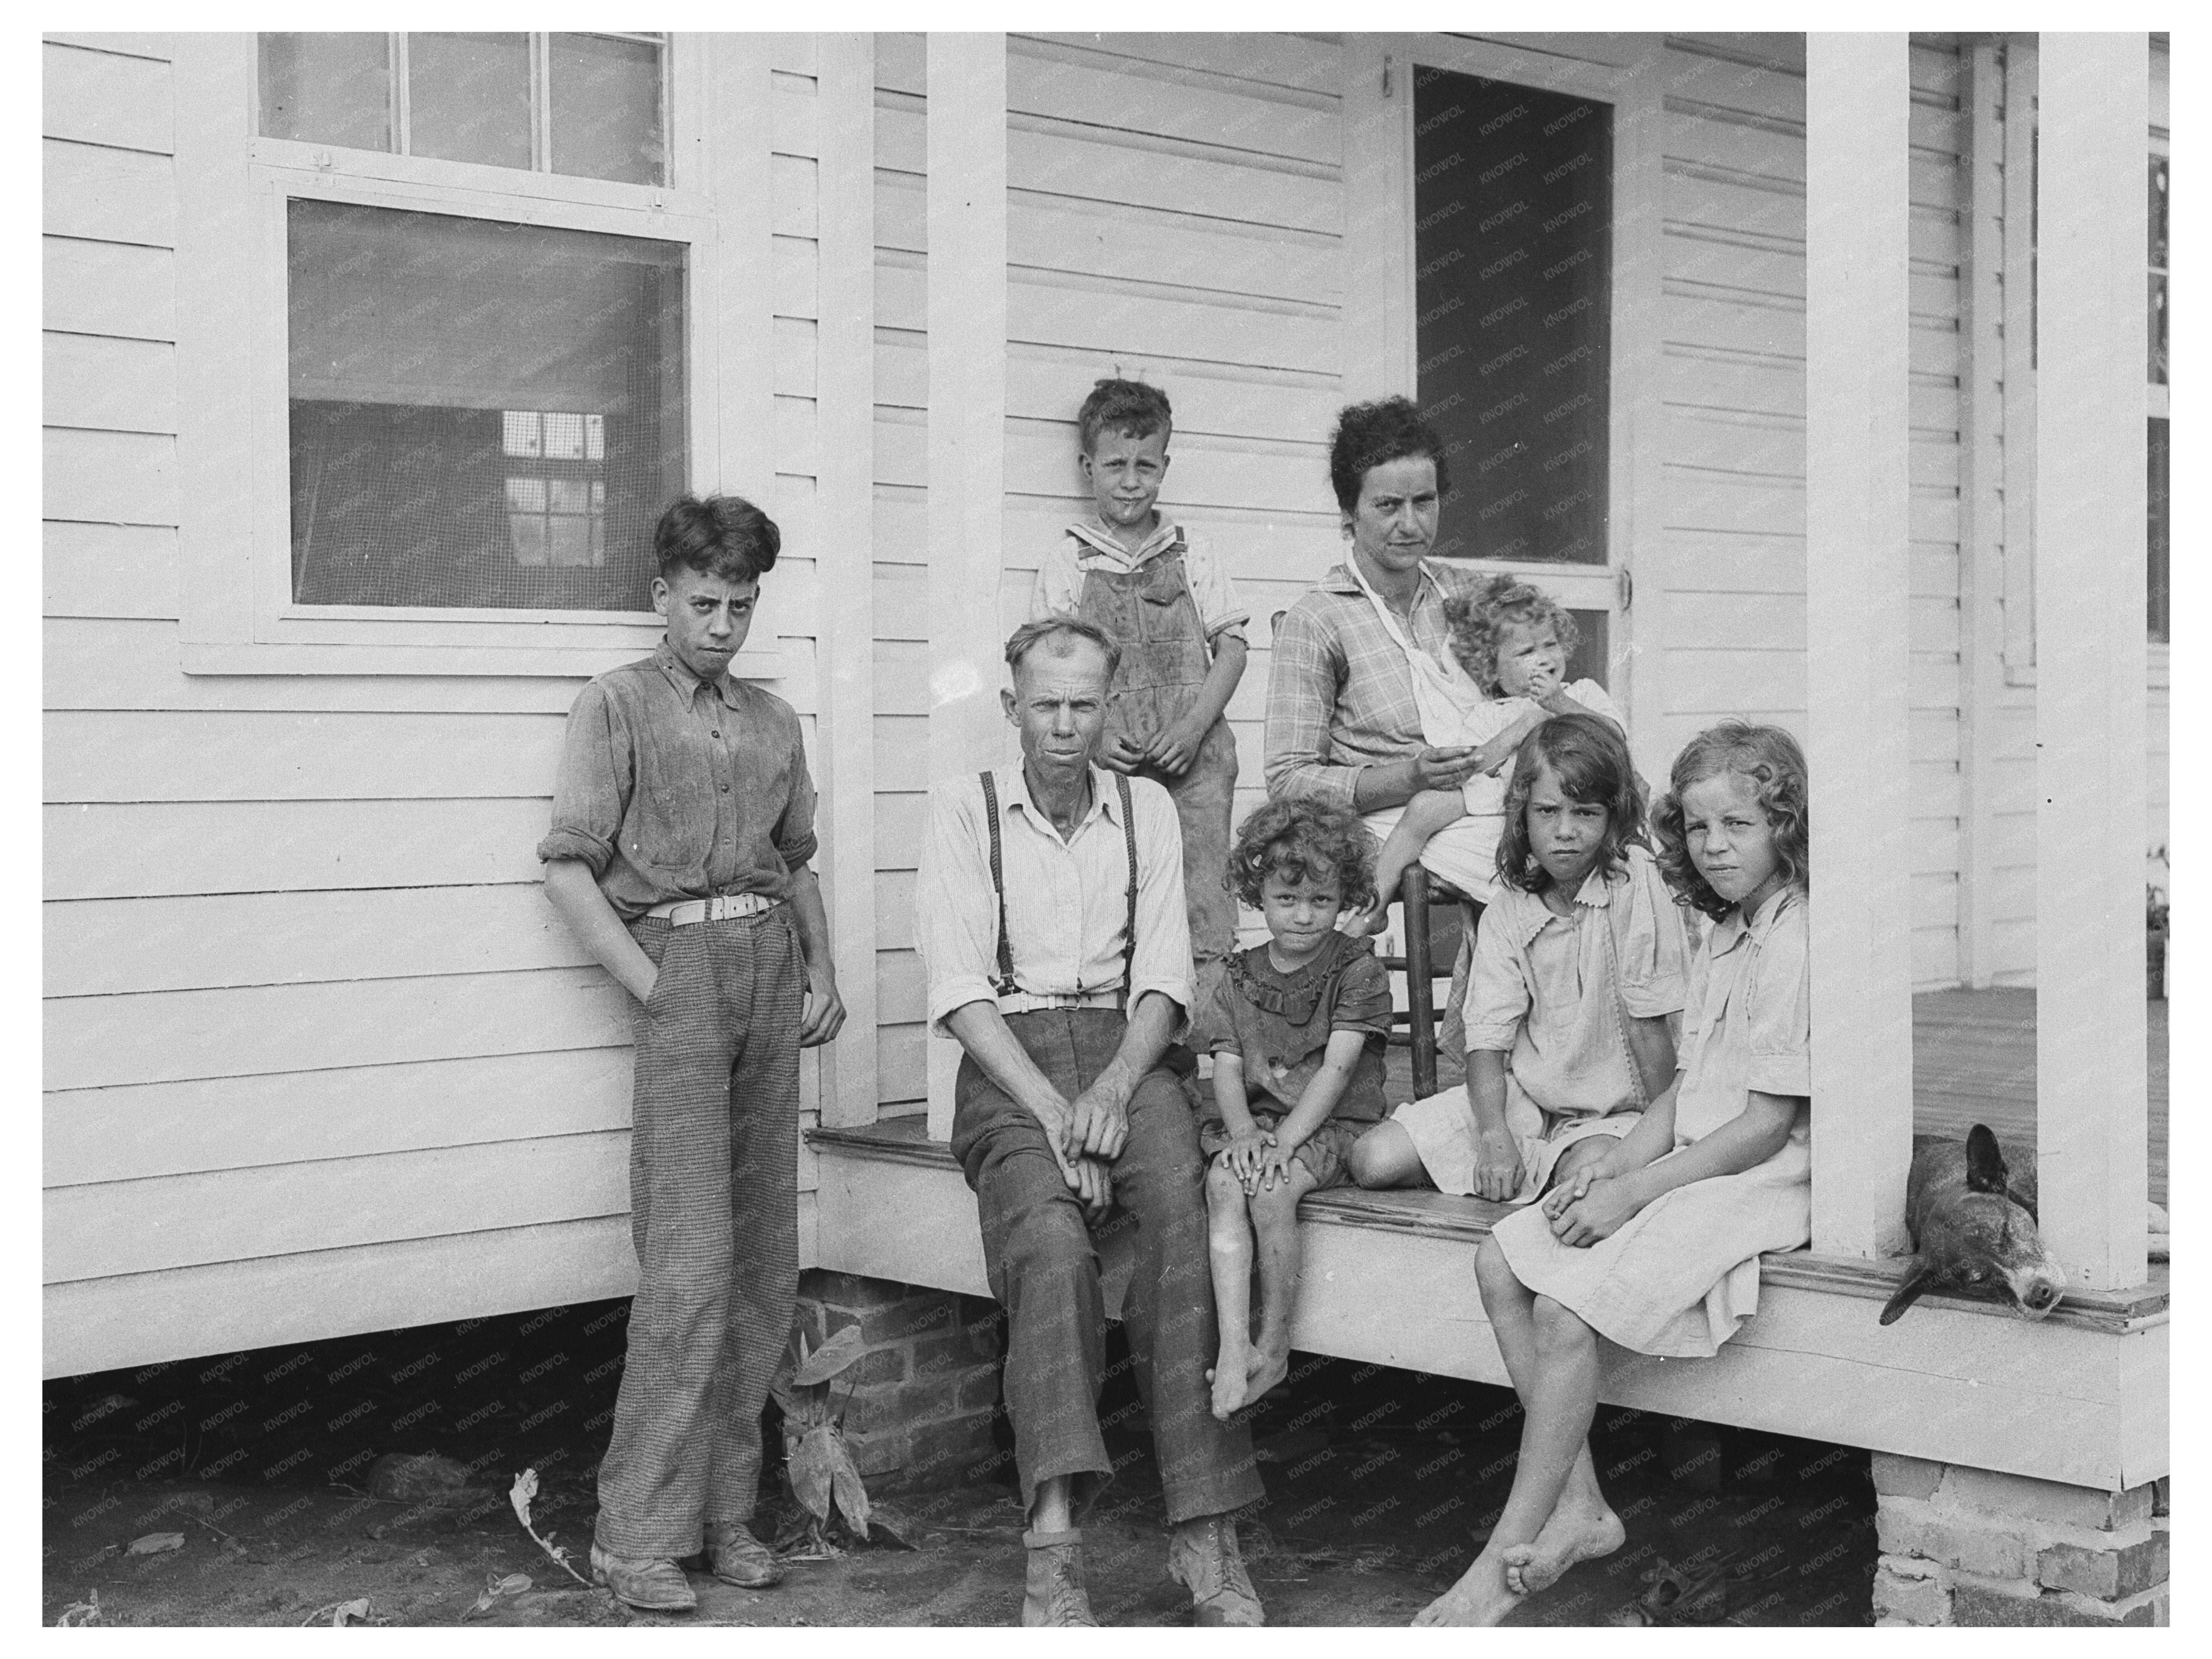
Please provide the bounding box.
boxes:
[593,908,803,1559]
[950,1008,1265,1527]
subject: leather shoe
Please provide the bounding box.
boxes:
[1021,1527,1098,1626]
[704,1520,785,1588]
[1167,1513,1264,1626]
[589,1543,698,1612]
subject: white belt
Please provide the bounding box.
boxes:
[998,989,1124,1016]
[646,893,781,926]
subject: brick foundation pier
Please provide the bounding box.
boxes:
[1873,1454,2170,1626]
[791,1270,1007,1497]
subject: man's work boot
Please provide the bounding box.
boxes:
[1167,1512,1264,1627]
[1020,1528,1098,1626]
[704,1520,785,1588]
[589,1543,699,1612]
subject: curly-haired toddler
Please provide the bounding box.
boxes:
[1194,799,1393,1419]
[1353,574,1623,930]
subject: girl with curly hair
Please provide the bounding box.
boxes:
[1193,799,1394,1419]
[1417,722,1813,1627]
[1349,574,1624,935]
[1351,713,1688,1209]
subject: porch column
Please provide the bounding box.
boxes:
[924,35,1010,1137]
[2033,34,2149,1290]
[1803,34,1914,1258]
[815,33,881,1128]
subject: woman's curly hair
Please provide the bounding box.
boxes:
[1227,798,1379,913]
[1326,396,1451,514]
[1444,573,1580,696]
[1652,721,1811,919]
[1495,713,1649,893]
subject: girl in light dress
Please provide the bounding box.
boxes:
[1350,711,1688,1204]
[1414,722,1815,1627]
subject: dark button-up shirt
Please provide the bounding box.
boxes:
[536,642,819,919]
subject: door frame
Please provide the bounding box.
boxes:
[1340,33,1666,748]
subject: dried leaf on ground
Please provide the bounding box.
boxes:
[126,1532,185,1556]
[864,1501,923,1551]
[464,1570,535,1618]
[55,1591,102,1628]
[300,1597,379,1627]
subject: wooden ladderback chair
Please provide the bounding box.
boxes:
[1381,864,1482,1098]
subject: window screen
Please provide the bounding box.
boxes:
[259,33,667,186]
[2148,417,2168,643]
[1412,67,1611,566]
[286,200,685,610]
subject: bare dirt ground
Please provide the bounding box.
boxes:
[46,1333,1878,1628]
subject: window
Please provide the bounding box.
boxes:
[171,33,771,677]
[286,200,684,611]
[259,32,667,185]
[1411,67,1612,567]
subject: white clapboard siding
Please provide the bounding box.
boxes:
[46,1131,634,1284]
[47,1050,635,1187]
[44,1217,643,1381]
[1655,34,1970,986]
[41,39,832,1373]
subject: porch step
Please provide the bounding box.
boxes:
[806,1119,2166,1335]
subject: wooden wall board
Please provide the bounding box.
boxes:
[45,966,633,1092]
[43,523,179,621]
[45,1049,635,1187]
[46,1131,633,1283]
[43,237,175,341]
[42,40,174,154]
[44,1216,641,1381]
[43,137,174,245]
[43,428,177,526]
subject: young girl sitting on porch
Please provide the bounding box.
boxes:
[1416,721,1813,1627]
[1196,800,1395,1420]
[1348,711,1689,1204]
[1349,575,1624,936]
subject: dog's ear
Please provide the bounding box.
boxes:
[1880,1264,1937,1326]
[1964,1125,2008,1196]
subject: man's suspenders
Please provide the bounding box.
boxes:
[977,769,1138,1004]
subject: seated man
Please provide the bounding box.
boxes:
[917,617,1266,1628]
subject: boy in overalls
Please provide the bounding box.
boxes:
[1032,379,1248,1005]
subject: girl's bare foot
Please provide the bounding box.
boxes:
[1500,1496,1625,1594]
[1412,1550,1522,1626]
[1206,1363,1247,1421]
[1243,1344,1290,1404]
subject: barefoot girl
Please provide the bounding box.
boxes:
[1416,722,1813,1627]
[1197,800,1394,1419]
[1351,712,1688,1202]
[1353,575,1625,933]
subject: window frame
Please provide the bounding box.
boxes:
[173,31,785,678]
[1338,33,1664,720]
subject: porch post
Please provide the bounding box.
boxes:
[1803,34,1914,1258]
[816,33,881,1128]
[924,34,1010,1138]
[2033,34,2150,1290]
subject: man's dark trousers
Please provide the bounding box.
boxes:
[949,1007,1264,1525]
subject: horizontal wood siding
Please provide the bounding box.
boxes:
[1658,33,1970,988]
[41,35,824,1375]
